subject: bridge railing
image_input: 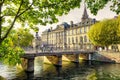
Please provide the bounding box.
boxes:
[24,47,96,53]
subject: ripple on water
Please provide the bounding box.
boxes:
[0,63,17,79]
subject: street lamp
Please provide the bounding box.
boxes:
[35,32,39,53]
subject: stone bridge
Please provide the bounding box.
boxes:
[21,50,96,72]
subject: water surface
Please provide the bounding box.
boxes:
[0,57,120,80]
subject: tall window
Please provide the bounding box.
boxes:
[66,31,68,35]
[76,37,78,43]
[80,36,83,43]
[88,26,90,30]
[84,36,87,42]
[72,37,74,43]
[84,27,87,33]
[70,30,72,35]
[68,38,70,44]
[80,28,82,33]
[76,29,77,34]
[72,29,74,34]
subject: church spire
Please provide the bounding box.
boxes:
[81,3,89,21]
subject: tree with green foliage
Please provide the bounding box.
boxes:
[0,37,24,65]
[85,0,120,15]
[0,27,34,65]
[12,28,34,47]
[88,18,120,50]
[0,0,82,44]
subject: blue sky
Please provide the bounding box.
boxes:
[38,2,117,35]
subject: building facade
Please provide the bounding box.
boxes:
[41,6,97,50]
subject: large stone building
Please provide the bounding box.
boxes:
[41,6,97,50]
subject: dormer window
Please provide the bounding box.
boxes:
[80,28,82,33]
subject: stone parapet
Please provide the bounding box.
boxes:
[92,51,120,63]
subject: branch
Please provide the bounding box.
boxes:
[1,0,23,42]
[17,0,35,17]
[0,0,5,42]
[17,0,66,17]
[0,0,5,5]
[0,15,5,19]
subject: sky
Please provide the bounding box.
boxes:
[38,1,117,35]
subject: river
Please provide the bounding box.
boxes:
[0,57,120,80]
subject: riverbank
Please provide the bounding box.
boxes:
[93,51,120,63]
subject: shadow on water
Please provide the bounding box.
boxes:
[17,60,89,80]
[32,60,95,80]
[32,60,120,80]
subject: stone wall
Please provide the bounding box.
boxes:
[92,51,120,63]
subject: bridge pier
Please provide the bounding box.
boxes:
[26,57,35,72]
[56,55,62,66]
[21,57,35,72]
[73,54,79,63]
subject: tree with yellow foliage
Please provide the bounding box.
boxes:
[88,17,120,50]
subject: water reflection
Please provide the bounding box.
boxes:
[0,63,17,80]
[1,57,120,80]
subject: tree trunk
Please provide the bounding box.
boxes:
[0,2,2,44]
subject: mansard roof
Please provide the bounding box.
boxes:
[42,28,51,34]
[53,22,70,30]
[60,22,70,29]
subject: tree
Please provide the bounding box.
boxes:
[85,0,120,15]
[12,28,34,47]
[87,18,120,49]
[0,35,24,65]
[0,27,34,65]
[0,0,81,44]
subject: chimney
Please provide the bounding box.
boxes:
[70,21,73,27]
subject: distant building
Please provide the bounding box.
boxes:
[41,5,97,50]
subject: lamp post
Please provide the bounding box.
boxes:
[35,32,39,53]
